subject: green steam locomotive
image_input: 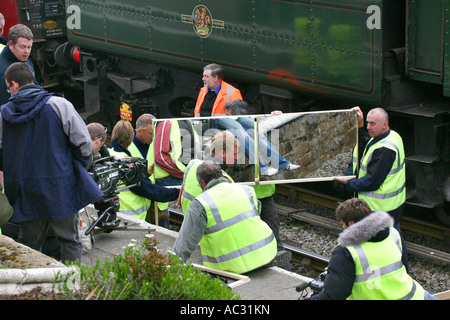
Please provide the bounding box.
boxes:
[5,0,449,222]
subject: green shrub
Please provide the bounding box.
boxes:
[69,236,241,300]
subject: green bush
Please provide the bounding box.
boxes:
[69,236,241,300]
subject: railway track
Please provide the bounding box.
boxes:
[169,206,449,275]
[276,184,450,241]
[276,203,450,265]
[168,183,449,274]
[275,185,450,265]
[282,240,329,272]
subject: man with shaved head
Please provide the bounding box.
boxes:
[334,107,408,270]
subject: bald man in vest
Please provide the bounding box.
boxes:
[334,107,408,270]
[173,161,280,274]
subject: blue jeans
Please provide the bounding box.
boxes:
[216,117,290,171]
[156,175,183,187]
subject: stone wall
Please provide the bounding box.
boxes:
[261,110,356,181]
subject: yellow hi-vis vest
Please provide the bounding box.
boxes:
[180,159,234,215]
[346,227,425,300]
[127,141,154,216]
[251,184,276,199]
[196,182,277,274]
[357,130,406,212]
[128,140,153,167]
[149,120,199,211]
[108,148,150,220]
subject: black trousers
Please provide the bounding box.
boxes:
[259,196,284,251]
[18,212,82,264]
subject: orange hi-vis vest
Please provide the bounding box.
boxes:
[194,81,242,117]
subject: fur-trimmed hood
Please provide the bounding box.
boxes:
[338,210,394,247]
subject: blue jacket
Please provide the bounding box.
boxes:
[0,85,104,222]
[0,44,37,106]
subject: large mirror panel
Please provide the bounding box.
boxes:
[151,109,357,186]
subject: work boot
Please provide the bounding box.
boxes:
[266,250,292,270]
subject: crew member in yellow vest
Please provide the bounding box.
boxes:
[108,120,179,220]
[334,107,408,270]
[128,114,155,164]
[147,119,199,228]
[173,161,278,274]
[252,184,284,252]
[179,130,292,269]
[126,113,171,226]
[179,130,238,215]
[308,198,437,300]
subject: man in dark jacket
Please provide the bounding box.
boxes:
[0,62,103,263]
[307,198,436,300]
[0,24,36,105]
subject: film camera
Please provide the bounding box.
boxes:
[85,149,149,235]
[296,271,328,300]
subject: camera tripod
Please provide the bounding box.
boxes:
[85,194,121,235]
